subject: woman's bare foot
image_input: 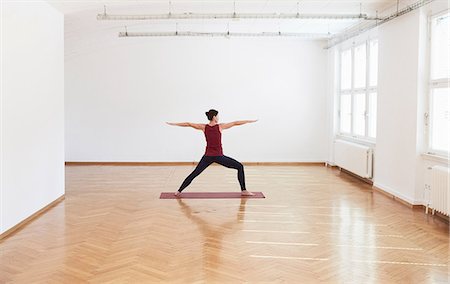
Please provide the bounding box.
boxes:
[174,191,182,197]
[241,190,255,196]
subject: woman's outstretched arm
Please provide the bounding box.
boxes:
[220,120,258,130]
[166,122,205,131]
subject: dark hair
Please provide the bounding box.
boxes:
[205,109,218,121]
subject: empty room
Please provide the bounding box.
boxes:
[1,0,449,283]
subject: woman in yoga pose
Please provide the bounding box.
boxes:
[167,109,257,196]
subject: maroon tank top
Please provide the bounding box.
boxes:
[204,124,223,156]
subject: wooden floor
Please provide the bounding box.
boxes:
[1,165,449,283]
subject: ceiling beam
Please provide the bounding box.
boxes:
[98,13,374,21]
[118,31,331,38]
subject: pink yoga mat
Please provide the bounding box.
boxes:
[160,192,265,199]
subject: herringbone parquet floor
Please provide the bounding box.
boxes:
[0,165,448,283]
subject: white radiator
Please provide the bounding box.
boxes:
[334,140,373,179]
[429,166,450,216]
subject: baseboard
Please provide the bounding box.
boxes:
[65,161,197,166]
[325,163,373,184]
[65,161,326,167]
[325,162,337,167]
[242,162,325,166]
[372,184,422,209]
[0,194,65,241]
[430,211,449,223]
[339,168,373,185]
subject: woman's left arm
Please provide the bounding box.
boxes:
[220,120,258,130]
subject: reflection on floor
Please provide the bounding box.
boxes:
[1,165,448,283]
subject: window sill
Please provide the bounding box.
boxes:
[336,134,376,147]
[421,153,449,164]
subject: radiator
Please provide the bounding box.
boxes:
[429,166,450,216]
[334,140,373,179]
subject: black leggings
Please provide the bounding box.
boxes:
[178,155,246,192]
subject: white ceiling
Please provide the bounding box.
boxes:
[49,0,394,15]
[49,0,407,59]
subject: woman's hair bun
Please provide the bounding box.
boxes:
[205,109,218,121]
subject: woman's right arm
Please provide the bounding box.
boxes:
[166,122,205,131]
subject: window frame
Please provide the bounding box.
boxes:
[337,39,378,142]
[426,10,450,158]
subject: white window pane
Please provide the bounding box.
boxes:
[353,93,366,136]
[431,88,450,153]
[341,49,352,90]
[354,44,366,89]
[340,94,352,133]
[369,41,378,87]
[368,92,377,138]
[431,13,450,80]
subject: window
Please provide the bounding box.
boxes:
[340,94,352,133]
[368,92,377,138]
[338,40,378,140]
[430,88,449,153]
[428,11,450,156]
[353,93,366,136]
[353,44,366,89]
[341,49,352,90]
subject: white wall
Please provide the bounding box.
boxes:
[325,45,338,166]
[1,1,65,234]
[374,9,423,204]
[65,38,328,162]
